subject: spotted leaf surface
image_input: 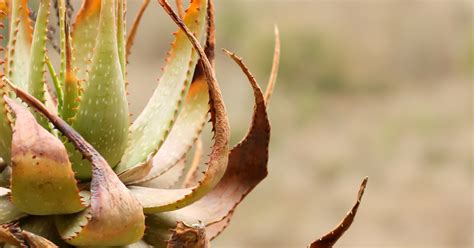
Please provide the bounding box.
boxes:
[71,0,129,179]
[6,0,32,91]
[70,0,101,82]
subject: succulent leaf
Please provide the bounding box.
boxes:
[116,0,126,78]
[70,0,129,179]
[7,0,33,91]
[61,23,80,123]
[116,0,208,173]
[5,81,145,246]
[70,0,100,82]
[0,188,27,224]
[133,0,214,186]
[147,48,271,241]
[0,82,12,164]
[5,98,86,215]
[128,0,230,213]
[125,78,208,184]
[136,157,186,189]
[27,0,51,106]
[309,177,368,248]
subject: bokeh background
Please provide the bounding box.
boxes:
[128,0,471,247]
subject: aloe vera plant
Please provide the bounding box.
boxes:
[0,0,367,247]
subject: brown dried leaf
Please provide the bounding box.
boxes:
[167,222,209,248]
[309,177,368,248]
[166,49,269,238]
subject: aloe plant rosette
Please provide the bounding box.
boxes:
[0,0,367,247]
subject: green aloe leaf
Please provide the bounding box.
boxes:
[0,188,27,224]
[130,0,215,185]
[60,23,80,123]
[70,0,101,82]
[130,71,209,185]
[117,0,126,78]
[128,0,230,213]
[5,81,145,247]
[6,0,33,91]
[0,83,12,164]
[70,0,129,179]
[5,98,86,215]
[27,0,50,106]
[116,0,208,173]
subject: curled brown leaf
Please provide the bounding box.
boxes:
[309,177,368,248]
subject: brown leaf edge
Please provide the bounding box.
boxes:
[309,177,368,248]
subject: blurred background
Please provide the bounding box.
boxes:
[125,0,473,247]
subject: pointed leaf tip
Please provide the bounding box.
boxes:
[309,177,368,248]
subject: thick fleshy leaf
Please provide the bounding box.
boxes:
[129,0,229,213]
[0,188,26,224]
[71,0,129,179]
[70,0,100,82]
[136,157,186,189]
[309,177,368,248]
[54,0,68,111]
[126,0,150,60]
[123,0,215,185]
[5,98,86,215]
[128,77,208,184]
[167,222,209,248]
[61,23,80,123]
[0,224,58,247]
[27,0,51,107]
[147,48,271,240]
[6,0,33,91]
[0,82,12,164]
[116,0,126,78]
[116,0,208,172]
[4,81,145,246]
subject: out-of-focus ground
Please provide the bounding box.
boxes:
[124,1,473,247]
